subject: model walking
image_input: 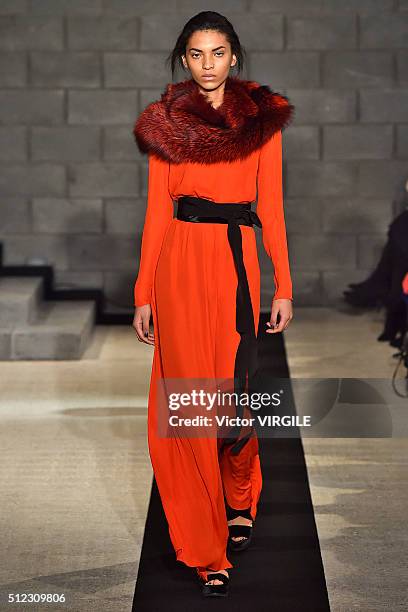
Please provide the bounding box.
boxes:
[132,11,294,598]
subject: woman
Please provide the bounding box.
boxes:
[132,11,294,598]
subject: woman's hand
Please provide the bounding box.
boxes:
[266,298,293,334]
[133,304,155,345]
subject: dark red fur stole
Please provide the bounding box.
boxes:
[133,75,295,164]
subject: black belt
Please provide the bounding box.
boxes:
[176,195,262,455]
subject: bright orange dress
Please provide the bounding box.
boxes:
[134,128,292,576]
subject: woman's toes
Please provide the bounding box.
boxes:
[206,569,228,585]
[228,516,252,538]
[228,515,252,542]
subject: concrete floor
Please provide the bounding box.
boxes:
[286,306,408,612]
[0,306,406,611]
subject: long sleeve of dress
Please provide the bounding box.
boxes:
[133,153,174,307]
[256,129,293,302]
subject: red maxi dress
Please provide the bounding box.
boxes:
[134,121,293,578]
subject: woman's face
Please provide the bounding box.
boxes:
[182,29,237,90]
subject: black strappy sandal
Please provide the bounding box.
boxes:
[196,569,229,597]
[227,505,254,552]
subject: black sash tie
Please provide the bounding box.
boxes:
[176,195,262,455]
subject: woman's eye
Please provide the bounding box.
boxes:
[191,52,224,59]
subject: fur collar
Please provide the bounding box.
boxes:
[133,75,295,164]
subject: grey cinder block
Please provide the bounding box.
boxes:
[250,52,320,88]
[67,162,139,197]
[31,52,101,88]
[2,234,69,268]
[0,52,27,86]
[68,90,138,124]
[32,126,101,161]
[283,126,320,159]
[289,233,356,270]
[0,164,65,196]
[29,1,103,16]
[396,125,408,158]
[285,89,356,124]
[251,0,394,13]
[104,53,170,88]
[323,125,393,160]
[104,126,143,161]
[0,16,63,50]
[0,90,64,124]
[102,0,178,14]
[397,50,408,85]
[357,161,408,197]
[0,198,30,232]
[0,127,27,161]
[67,235,139,270]
[32,198,103,233]
[287,16,357,50]
[104,198,149,234]
[0,0,28,15]
[287,161,357,196]
[67,16,138,50]
[323,51,393,88]
[322,197,393,234]
[283,198,322,234]
[360,15,408,49]
[360,89,408,123]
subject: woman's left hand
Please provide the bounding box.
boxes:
[266,298,293,333]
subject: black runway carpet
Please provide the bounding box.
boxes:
[132,312,331,611]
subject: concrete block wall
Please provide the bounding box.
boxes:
[0,1,407,310]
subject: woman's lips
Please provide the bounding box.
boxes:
[202,75,216,79]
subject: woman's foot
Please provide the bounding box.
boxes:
[205,569,229,585]
[198,568,230,597]
[227,516,253,543]
[226,508,254,552]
